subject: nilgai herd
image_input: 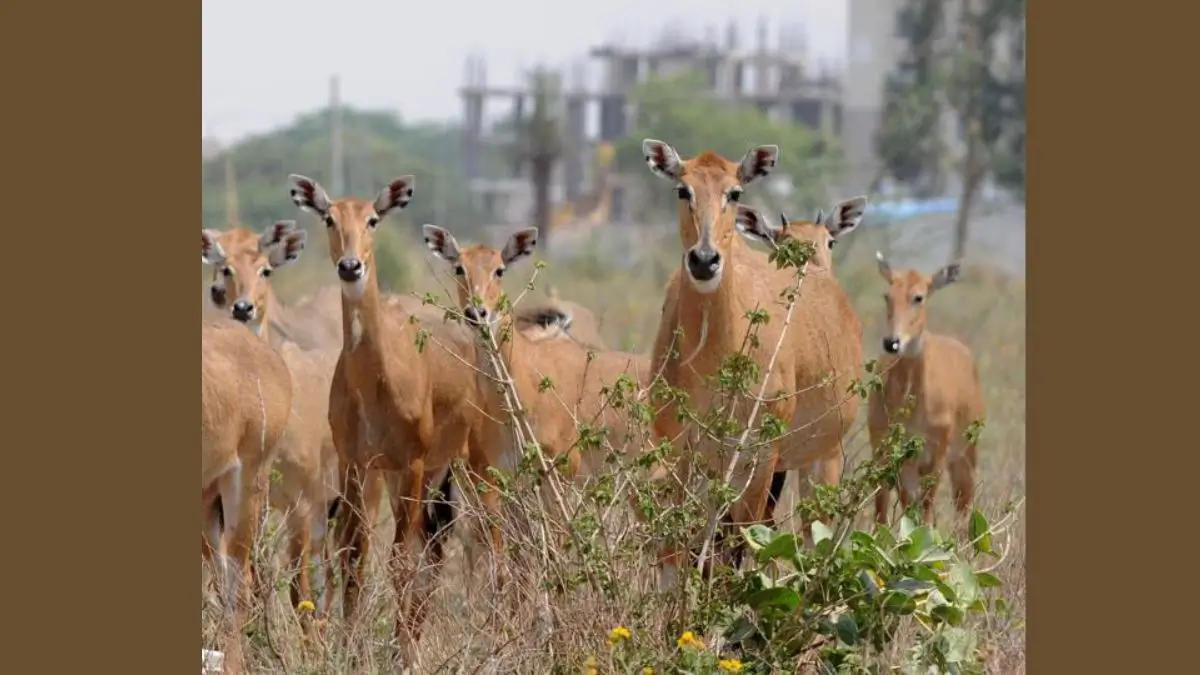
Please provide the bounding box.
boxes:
[201,140,985,665]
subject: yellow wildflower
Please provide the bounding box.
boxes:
[296,600,315,612]
[642,668,654,675]
[608,625,632,646]
[676,630,705,650]
[584,655,597,675]
[718,657,744,672]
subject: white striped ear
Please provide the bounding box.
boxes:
[202,229,226,265]
[267,229,306,268]
[422,224,461,264]
[259,220,297,250]
[501,227,539,265]
[288,174,331,217]
[930,261,962,292]
[374,175,415,216]
[735,204,780,244]
[737,144,780,185]
[823,196,868,237]
[642,139,682,181]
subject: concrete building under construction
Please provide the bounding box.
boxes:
[459,9,906,233]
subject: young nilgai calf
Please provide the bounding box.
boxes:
[868,253,985,526]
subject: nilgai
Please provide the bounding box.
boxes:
[202,221,342,626]
[423,225,651,482]
[868,253,985,525]
[288,173,483,657]
[640,139,866,587]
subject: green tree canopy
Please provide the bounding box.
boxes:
[615,70,843,220]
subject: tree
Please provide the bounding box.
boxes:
[875,0,1026,259]
[948,0,1025,259]
[875,0,947,198]
[507,67,564,251]
[616,70,842,221]
[201,108,481,292]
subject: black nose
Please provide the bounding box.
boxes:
[883,337,900,354]
[232,301,255,322]
[686,248,721,281]
[210,285,226,307]
[337,258,364,282]
[464,306,488,324]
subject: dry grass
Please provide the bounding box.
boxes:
[202,216,1025,673]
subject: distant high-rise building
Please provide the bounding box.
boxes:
[841,0,904,195]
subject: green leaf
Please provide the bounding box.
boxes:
[743,524,774,551]
[883,590,917,614]
[931,603,966,627]
[943,627,975,663]
[849,530,875,549]
[835,613,859,645]
[898,515,917,541]
[889,578,934,596]
[905,525,934,559]
[948,562,980,605]
[725,615,759,643]
[759,533,799,562]
[976,572,1002,588]
[746,587,801,613]
[969,510,993,554]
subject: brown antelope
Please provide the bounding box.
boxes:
[202,222,344,623]
[205,237,342,352]
[200,317,292,614]
[423,224,651,484]
[868,253,984,526]
[288,173,482,655]
[760,208,867,524]
[641,139,866,587]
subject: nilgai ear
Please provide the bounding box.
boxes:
[875,251,893,282]
[501,227,539,265]
[259,220,297,250]
[642,139,682,181]
[267,229,307,268]
[734,204,780,245]
[930,261,962,292]
[822,196,868,238]
[288,174,332,217]
[202,229,226,265]
[737,144,780,185]
[422,224,462,264]
[374,175,415,217]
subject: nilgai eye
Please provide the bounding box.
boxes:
[728,188,742,202]
[261,267,272,277]
[221,267,232,277]
[495,268,505,278]
[324,216,335,228]
[366,216,380,228]
[828,239,837,249]
[676,186,692,201]
[454,265,465,276]
[913,295,925,304]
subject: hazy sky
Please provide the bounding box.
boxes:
[202,0,847,144]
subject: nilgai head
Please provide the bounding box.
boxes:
[641,139,779,293]
[875,252,963,356]
[733,196,869,270]
[422,224,538,327]
[201,222,306,334]
[287,174,415,300]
